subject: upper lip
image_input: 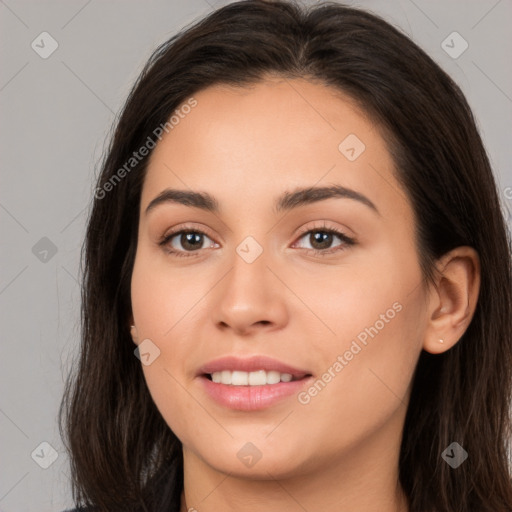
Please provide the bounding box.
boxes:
[198,355,312,378]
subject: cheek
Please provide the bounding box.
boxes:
[291,302,422,460]
[130,248,208,340]
[130,251,218,442]
[290,254,423,427]
[287,254,405,350]
[141,363,202,444]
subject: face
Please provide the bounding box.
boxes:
[130,77,428,479]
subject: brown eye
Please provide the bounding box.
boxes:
[294,228,354,255]
[308,231,335,250]
[165,230,215,253]
[175,232,205,251]
[159,228,219,258]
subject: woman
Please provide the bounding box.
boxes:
[60,1,512,511]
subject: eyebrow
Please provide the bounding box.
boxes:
[145,185,379,216]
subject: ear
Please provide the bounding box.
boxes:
[423,246,480,354]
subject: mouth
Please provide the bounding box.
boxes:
[197,355,313,410]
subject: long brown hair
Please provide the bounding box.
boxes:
[59,1,512,510]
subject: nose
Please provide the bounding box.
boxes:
[212,245,289,336]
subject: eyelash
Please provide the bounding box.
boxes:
[158,222,356,259]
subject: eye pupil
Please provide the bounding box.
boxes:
[311,231,332,249]
[181,232,203,250]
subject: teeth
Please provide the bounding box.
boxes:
[209,370,295,386]
[232,371,248,385]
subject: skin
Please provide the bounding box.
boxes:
[129,77,480,512]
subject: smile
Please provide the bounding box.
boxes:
[207,369,301,386]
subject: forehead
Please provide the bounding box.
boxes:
[140,78,406,220]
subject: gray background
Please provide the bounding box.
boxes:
[1,0,511,510]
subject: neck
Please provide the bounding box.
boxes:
[180,469,408,512]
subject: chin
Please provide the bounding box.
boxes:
[188,436,314,480]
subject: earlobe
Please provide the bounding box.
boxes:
[130,324,139,345]
[423,246,480,355]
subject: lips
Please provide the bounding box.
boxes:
[197,355,313,411]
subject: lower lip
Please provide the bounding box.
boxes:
[199,375,313,411]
